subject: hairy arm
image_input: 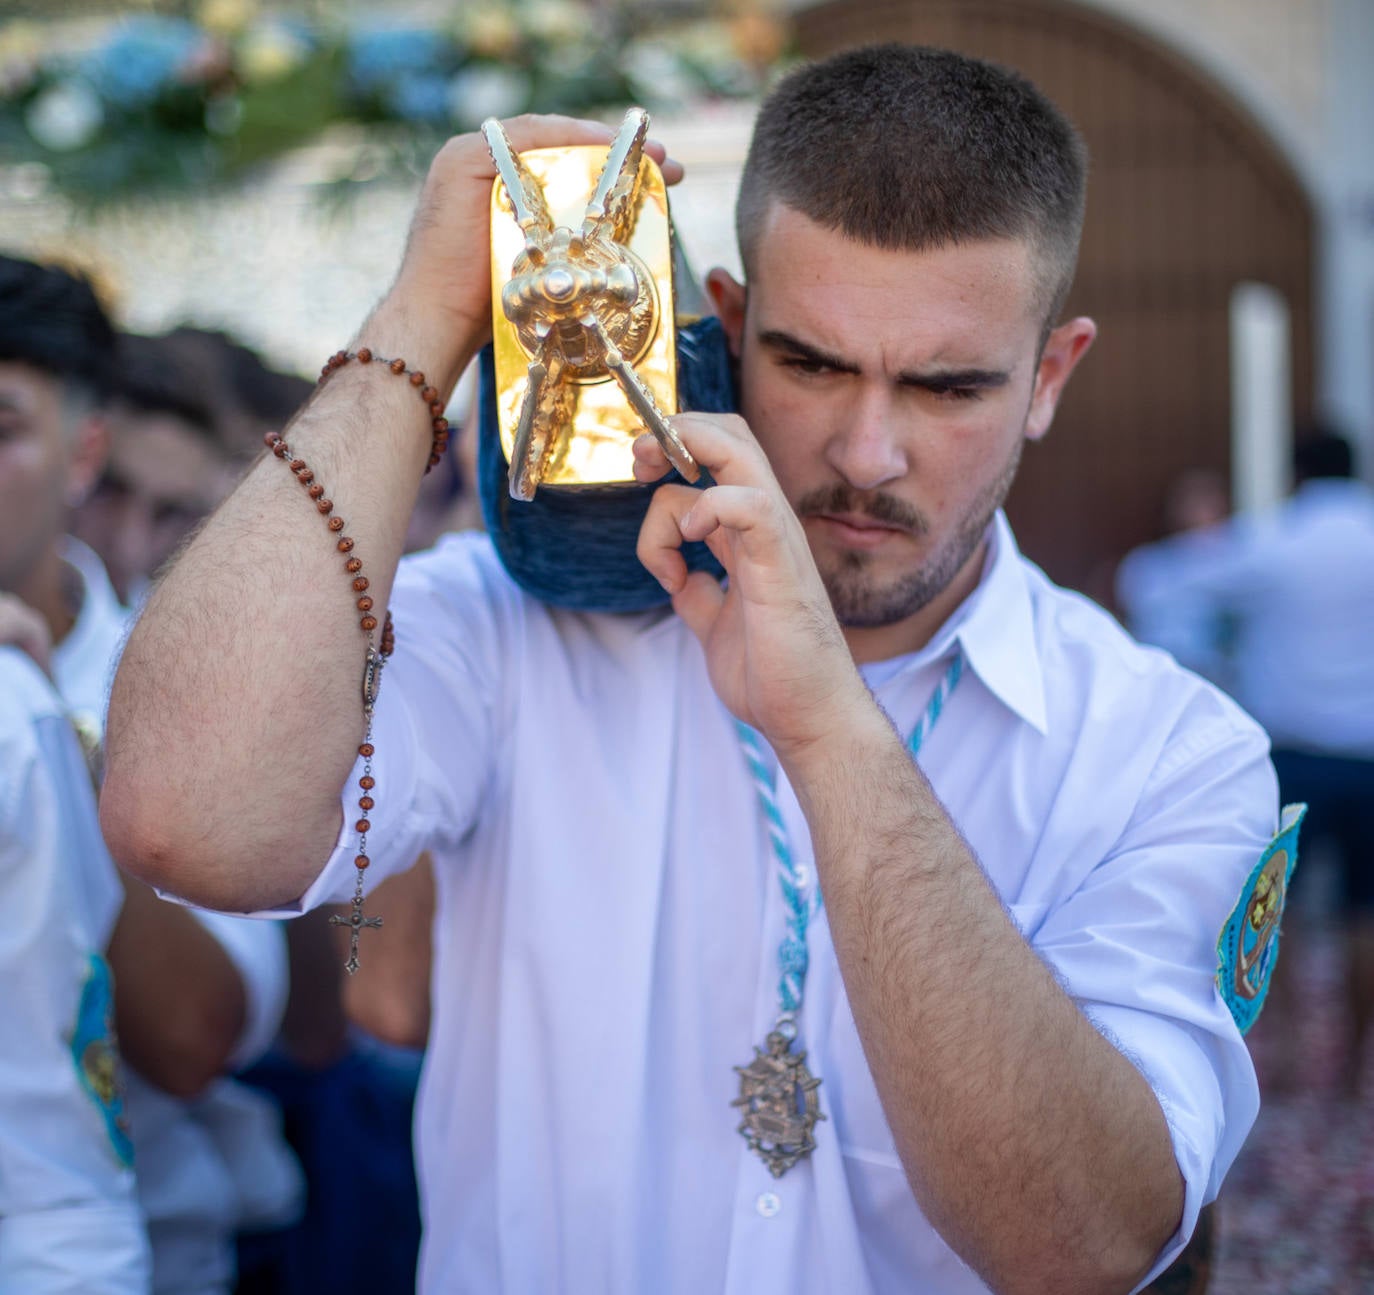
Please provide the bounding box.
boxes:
[100,116,673,912]
[783,711,1183,1293]
[636,416,1182,1294]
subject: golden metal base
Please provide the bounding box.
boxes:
[486,110,697,499]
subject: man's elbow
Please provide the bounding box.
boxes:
[100,771,208,899]
[99,772,311,913]
[978,1176,1184,1295]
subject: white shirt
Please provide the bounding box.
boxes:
[53,540,298,1295]
[1160,480,1374,756]
[0,648,152,1294]
[273,513,1275,1295]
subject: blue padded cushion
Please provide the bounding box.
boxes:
[477,316,734,612]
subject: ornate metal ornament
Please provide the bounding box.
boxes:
[483,108,700,500]
[732,1025,826,1178]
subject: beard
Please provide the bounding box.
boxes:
[798,439,1023,630]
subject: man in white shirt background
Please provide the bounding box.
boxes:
[0,645,151,1295]
[104,47,1288,1295]
[0,254,301,1293]
[1133,430,1374,1098]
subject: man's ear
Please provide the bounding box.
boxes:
[65,410,110,508]
[1025,317,1096,443]
[705,266,747,359]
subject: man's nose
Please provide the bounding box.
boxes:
[825,384,908,491]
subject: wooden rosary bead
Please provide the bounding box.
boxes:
[337,537,354,552]
[355,818,371,833]
[316,348,450,469]
[360,775,376,789]
[273,442,289,457]
[355,854,371,870]
[359,744,374,758]
[289,459,305,472]
[358,796,375,811]
[352,577,369,592]
[328,517,345,532]
[263,430,279,448]
[308,483,325,499]
[345,558,363,574]
[360,614,378,632]
[357,596,373,612]
[298,469,314,484]
[317,499,333,514]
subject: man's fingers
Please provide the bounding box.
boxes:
[671,571,725,641]
[660,413,772,488]
[637,483,698,593]
[680,485,788,566]
[632,432,672,483]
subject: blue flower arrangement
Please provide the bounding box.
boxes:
[0,5,792,202]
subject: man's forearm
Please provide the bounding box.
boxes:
[101,303,467,912]
[783,706,1183,1294]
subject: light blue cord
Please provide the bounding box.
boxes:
[736,653,965,1018]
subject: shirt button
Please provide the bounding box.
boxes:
[756,1191,781,1218]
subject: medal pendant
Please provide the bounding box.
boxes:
[732,1028,826,1178]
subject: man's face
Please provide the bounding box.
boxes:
[0,361,95,599]
[72,410,236,603]
[713,204,1093,648]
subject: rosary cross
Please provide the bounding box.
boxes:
[331,904,383,976]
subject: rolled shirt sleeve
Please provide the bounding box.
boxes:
[255,533,515,916]
[1027,712,1276,1286]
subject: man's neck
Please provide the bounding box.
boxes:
[842,540,988,666]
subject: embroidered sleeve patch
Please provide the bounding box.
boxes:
[70,952,135,1168]
[1216,802,1306,1034]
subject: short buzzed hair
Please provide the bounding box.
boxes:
[737,45,1088,327]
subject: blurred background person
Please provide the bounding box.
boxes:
[0,645,151,1294]
[1116,468,1234,688]
[0,253,302,1294]
[1137,431,1374,1098]
[72,329,309,607]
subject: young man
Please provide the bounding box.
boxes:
[104,48,1281,1294]
[0,256,299,1294]
[0,647,151,1294]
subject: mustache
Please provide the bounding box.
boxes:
[795,484,929,535]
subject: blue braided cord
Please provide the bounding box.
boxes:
[737,653,965,1022]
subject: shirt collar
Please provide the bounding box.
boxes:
[886,511,1048,734]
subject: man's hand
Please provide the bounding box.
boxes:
[0,594,53,677]
[634,413,870,755]
[375,115,685,394]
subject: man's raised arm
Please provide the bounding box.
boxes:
[100,116,663,913]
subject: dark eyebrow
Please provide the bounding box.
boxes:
[757,330,861,376]
[900,367,1012,393]
[757,328,1010,392]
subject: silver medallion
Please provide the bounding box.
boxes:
[732,1026,826,1178]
